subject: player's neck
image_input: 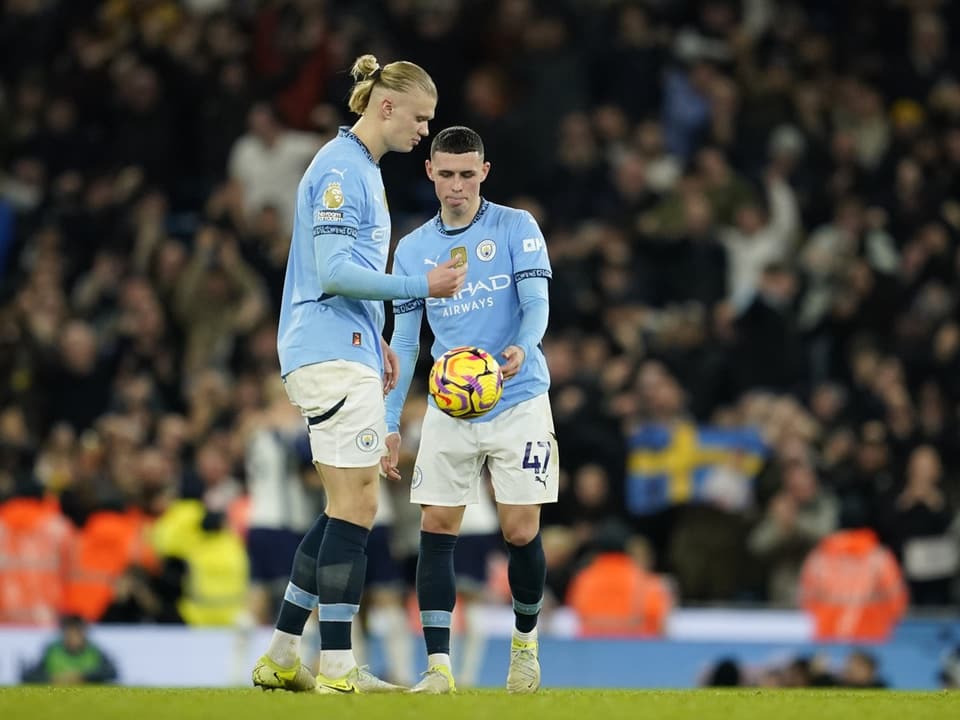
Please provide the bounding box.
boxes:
[441,199,481,229]
[349,118,386,162]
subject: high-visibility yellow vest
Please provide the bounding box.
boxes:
[177,529,249,626]
[151,500,249,626]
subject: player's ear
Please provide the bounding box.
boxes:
[425,159,434,180]
[380,96,393,120]
[480,161,491,182]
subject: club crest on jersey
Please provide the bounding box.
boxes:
[476,239,496,261]
[322,182,345,209]
[450,246,467,268]
[412,466,423,489]
[356,428,379,451]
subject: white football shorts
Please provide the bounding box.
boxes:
[411,392,558,506]
[283,360,386,468]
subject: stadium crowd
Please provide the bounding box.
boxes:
[2,0,960,641]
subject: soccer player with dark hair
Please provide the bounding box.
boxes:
[385,126,556,693]
[252,55,466,694]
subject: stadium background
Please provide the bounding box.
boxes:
[1,0,960,690]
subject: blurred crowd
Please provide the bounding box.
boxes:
[2,0,960,638]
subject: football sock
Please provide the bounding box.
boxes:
[506,532,545,633]
[316,518,369,657]
[271,513,329,663]
[428,652,452,671]
[417,531,458,656]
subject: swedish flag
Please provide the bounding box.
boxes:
[626,421,767,515]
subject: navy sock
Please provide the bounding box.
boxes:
[506,532,545,633]
[276,513,328,635]
[316,518,369,650]
[417,531,458,655]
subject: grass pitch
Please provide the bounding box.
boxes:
[0,687,956,720]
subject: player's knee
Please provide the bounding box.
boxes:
[420,508,461,535]
[501,522,539,547]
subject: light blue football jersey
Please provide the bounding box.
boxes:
[278,128,413,378]
[389,199,552,422]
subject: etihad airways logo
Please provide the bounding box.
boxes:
[426,273,511,317]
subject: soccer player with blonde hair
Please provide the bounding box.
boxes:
[252,54,465,694]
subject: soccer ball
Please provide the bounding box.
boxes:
[428,346,504,419]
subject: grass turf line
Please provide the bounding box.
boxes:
[1,688,957,720]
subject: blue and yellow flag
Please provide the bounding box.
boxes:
[626,421,767,515]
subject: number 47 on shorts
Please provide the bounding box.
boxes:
[522,440,551,487]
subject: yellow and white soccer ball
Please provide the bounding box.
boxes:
[428,346,504,419]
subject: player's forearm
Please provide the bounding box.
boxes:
[514,278,550,358]
[316,234,429,299]
[321,257,428,299]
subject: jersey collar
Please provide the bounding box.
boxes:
[434,198,490,236]
[339,127,377,166]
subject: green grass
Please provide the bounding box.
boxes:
[0,687,957,720]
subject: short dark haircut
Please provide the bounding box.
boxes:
[430,126,484,158]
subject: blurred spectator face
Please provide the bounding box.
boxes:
[696,147,728,183]
[197,442,230,486]
[932,322,960,363]
[682,192,713,235]
[136,448,175,514]
[638,362,684,418]
[710,77,738,116]
[613,152,648,198]
[850,346,879,386]
[557,113,597,168]
[156,414,189,457]
[810,383,846,425]
[689,61,716,94]
[912,12,944,60]
[46,97,77,134]
[906,445,941,490]
[127,66,161,113]
[523,15,567,51]
[619,4,651,43]
[896,158,923,194]
[465,67,508,118]
[108,446,140,498]
[0,406,30,448]
[155,240,187,284]
[831,130,857,164]
[734,204,764,235]
[842,651,878,687]
[634,120,666,157]
[573,464,609,508]
[759,266,796,305]
[784,460,818,503]
[541,526,577,570]
[61,619,88,653]
[234,373,262,412]
[945,128,960,164]
[47,423,76,454]
[248,104,279,144]
[856,422,889,472]
[61,321,98,374]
